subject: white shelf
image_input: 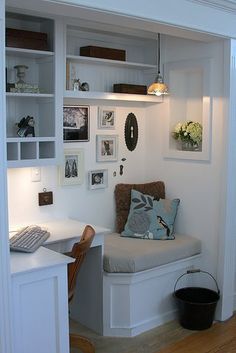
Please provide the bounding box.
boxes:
[6,47,54,59]
[7,137,56,142]
[7,138,56,167]
[67,54,156,70]
[64,90,162,103]
[6,92,54,98]
[7,158,56,169]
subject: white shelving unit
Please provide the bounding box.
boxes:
[6,47,54,59]
[65,24,162,104]
[5,12,56,168]
[5,13,163,168]
[64,89,162,103]
[66,54,157,70]
[6,92,54,98]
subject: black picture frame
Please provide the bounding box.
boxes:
[63,105,89,142]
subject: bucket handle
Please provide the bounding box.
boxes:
[174,269,220,296]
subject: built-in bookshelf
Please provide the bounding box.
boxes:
[5,12,56,167]
[65,24,162,104]
[5,13,163,167]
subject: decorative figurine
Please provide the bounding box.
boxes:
[14,65,28,84]
[80,81,89,91]
[16,116,35,137]
[73,78,89,91]
[73,79,80,91]
[11,65,40,93]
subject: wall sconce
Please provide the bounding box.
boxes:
[147,33,169,96]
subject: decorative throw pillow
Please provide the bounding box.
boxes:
[121,189,180,240]
[121,189,156,239]
[153,198,180,239]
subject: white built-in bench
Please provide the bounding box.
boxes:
[103,232,201,337]
[102,181,202,337]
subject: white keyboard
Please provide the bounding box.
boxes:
[10,225,50,253]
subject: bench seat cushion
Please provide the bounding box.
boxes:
[104,233,201,273]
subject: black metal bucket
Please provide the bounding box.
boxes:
[174,269,220,330]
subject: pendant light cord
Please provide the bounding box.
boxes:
[158,33,161,75]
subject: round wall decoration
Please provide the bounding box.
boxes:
[124,113,138,151]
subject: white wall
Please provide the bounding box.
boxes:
[7,103,147,230]
[7,36,226,280]
[145,37,225,276]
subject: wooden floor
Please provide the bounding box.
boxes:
[70,315,236,353]
[157,315,236,353]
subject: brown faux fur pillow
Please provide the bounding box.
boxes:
[115,181,165,233]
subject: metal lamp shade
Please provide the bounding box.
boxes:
[148,34,169,96]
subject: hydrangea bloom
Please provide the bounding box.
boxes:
[172,120,202,147]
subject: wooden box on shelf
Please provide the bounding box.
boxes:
[6,28,48,51]
[113,83,147,95]
[80,45,126,61]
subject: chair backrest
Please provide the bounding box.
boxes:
[67,225,95,303]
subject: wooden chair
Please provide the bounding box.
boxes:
[67,225,96,353]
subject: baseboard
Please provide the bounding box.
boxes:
[103,309,177,337]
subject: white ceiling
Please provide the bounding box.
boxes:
[6,0,224,42]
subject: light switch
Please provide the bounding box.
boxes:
[31,167,41,182]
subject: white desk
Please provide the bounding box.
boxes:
[11,247,73,353]
[41,218,109,334]
[42,218,107,253]
[10,219,109,353]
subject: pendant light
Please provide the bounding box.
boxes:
[147,33,168,96]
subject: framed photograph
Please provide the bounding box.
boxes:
[88,169,108,190]
[98,106,116,129]
[96,135,118,162]
[59,148,84,185]
[63,105,89,142]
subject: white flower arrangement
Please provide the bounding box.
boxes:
[172,121,202,148]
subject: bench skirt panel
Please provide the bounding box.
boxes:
[103,254,201,337]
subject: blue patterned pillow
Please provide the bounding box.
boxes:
[121,189,156,239]
[153,198,180,239]
[121,189,180,240]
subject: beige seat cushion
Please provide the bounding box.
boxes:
[104,233,201,273]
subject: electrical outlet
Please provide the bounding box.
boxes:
[38,191,53,206]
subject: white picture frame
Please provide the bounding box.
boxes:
[88,169,108,190]
[96,135,118,162]
[59,148,84,185]
[98,106,116,129]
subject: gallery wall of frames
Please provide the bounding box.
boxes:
[62,103,138,190]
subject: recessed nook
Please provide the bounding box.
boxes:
[1,1,236,353]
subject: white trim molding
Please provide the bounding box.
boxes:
[216,39,236,321]
[0,1,13,353]
[187,0,236,13]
